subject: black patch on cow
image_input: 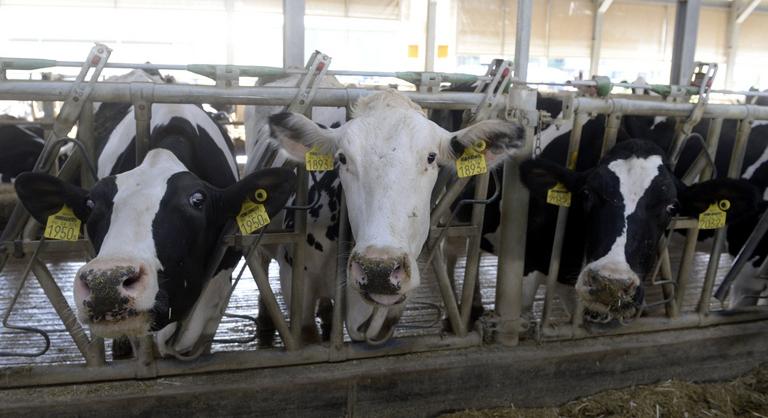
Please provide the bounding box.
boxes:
[0,125,44,181]
[330,121,342,129]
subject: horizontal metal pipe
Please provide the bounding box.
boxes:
[0,81,485,109]
[572,97,768,119]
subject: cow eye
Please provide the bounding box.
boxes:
[85,199,95,210]
[666,201,679,215]
[188,192,206,209]
[427,152,437,164]
[338,153,347,165]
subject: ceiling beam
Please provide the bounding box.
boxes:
[736,0,762,23]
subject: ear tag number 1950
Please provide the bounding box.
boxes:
[44,205,81,241]
[698,199,730,230]
[305,145,334,172]
[236,189,271,234]
[546,183,571,207]
[455,141,487,178]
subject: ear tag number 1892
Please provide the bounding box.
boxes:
[546,183,571,207]
[698,199,730,230]
[236,189,270,234]
[44,205,81,241]
[455,141,487,178]
[305,145,334,172]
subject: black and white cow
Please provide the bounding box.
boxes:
[257,89,525,344]
[521,138,759,318]
[14,72,295,355]
[0,122,45,183]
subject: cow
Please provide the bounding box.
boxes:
[13,70,296,356]
[261,89,525,344]
[0,122,45,183]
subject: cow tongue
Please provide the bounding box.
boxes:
[365,306,394,345]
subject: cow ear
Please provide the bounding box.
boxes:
[677,178,761,224]
[221,167,297,219]
[268,112,340,162]
[519,158,585,195]
[14,172,90,224]
[441,119,526,167]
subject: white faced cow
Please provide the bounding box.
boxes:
[267,89,525,343]
[14,79,295,355]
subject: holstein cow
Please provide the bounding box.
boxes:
[14,74,295,355]
[265,89,525,344]
[0,122,45,183]
[520,139,759,319]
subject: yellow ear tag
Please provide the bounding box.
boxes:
[698,199,729,230]
[546,183,571,207]
[305,145,334,172]
[236,200,270,234]
[44,205,81,241]
[455,141,487,178]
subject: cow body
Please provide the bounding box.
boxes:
[15,73,295,355]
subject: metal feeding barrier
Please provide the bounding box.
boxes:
[1,44,768,389]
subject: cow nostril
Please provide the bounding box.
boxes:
[122,274,140,289]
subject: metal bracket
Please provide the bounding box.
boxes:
[287,50,332,115]
[506,85,540,128]
[215,65,240,88]
[467,59,513,124]
[418,72,442,94]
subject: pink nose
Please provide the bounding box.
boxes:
[349,248,409,305]
[74,262,147,321]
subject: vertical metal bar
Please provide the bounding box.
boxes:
[601,113,622,156]
[132,94,152,167]
[699,118,723,181]
[290,167,308,343]
[29,259,102,366]
[433,245,465,336]
[727,119,752,178]
[283,0,306,69]
[590,0,611,76]
[698,228,727,314]
[425,0,437,72]
[246,251,298,351]
[674,223,700,311]
[542,113,586,329]
[78,101,96,188]
[459,173,490,327]
[330,192,349,360]
[133,335,157,378]
[660,248,678,317]
[669,0,701,85]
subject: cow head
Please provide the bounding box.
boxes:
[521,139,759,320]
[15,149,295,338]
[269,90,525,342]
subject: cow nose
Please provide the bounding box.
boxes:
[75,264,145,319]
[584,269,639,305]
[349,250,409,306]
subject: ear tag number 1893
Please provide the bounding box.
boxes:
[305,145,334,172]
[44,205,81,241]
[236,189,271,234]
[455,141,487,178]
[698,199,730,230]
[546,183,571,207]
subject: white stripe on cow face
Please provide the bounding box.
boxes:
[579,155,663,286]
[95,149,186,312]
[98,104,238,179]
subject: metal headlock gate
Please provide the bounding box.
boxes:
[1,44,768,390]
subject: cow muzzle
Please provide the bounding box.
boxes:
[74,258,156,337]
[575,267,643,320]
[348,248,410,307]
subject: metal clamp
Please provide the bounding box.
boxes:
[287,50,332,115]
[467,59,513,124]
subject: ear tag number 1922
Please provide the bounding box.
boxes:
[546,183,571,207]
[236,189,271,234]
[305,145,334,172]
[455,141,487,178]
[44,205,81,241]
[698,199,730,230]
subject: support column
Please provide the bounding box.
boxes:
[725,0,761,89]
[669,0,701,85]
[283,0,305,69]
[589,0,613,77]
[425,0,437,71]
[495,0,533,347]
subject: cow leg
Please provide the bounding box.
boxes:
[522,271,544,320]
[730,262,766,308]
[317,297,333,341]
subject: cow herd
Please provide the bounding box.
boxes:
[1,69,768,356]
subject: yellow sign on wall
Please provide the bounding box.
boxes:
[437,45,449,58]
[408,44,419,58]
